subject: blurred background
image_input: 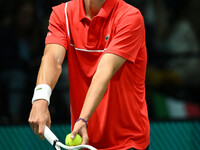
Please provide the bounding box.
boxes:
[0,0,200,149]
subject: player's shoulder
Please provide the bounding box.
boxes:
[52,0,78,15]
[114,0,144,23]
[51,1,77,18]
[51,3,66,15]
[119,1,140,13]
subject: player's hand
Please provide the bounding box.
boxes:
[28,100,51,140]
[71,120,89,145]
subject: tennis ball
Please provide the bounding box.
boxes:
[65,133,82,146]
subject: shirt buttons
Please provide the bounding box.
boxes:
[88,41,95,46]
[89,42,95,45]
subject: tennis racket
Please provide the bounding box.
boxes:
[44,126,97,150]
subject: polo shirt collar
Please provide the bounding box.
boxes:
[79,0,117,21]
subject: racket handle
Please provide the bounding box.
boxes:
[44,126,61,150]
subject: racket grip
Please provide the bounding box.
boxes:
[44,126,58,145]
[44,126,61,150]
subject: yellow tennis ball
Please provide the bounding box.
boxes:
[65,133,82,146]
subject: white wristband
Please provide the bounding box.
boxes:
[32,84,52,105]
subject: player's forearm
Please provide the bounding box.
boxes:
[36,44,65,90]
[36,55,62,90]
[79,66,113,121]
[79,53,125,122]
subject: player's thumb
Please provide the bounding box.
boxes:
[70,131,77,139]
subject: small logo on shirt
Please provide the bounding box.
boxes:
[105,34,109,41]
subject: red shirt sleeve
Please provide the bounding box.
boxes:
[45,3,68,50]
[105,11,145,63]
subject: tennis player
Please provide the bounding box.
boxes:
[29,0,150,149]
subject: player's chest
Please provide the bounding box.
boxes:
[69,17,115,51]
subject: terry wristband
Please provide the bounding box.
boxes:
[32,84,52,105]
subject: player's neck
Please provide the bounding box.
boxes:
[84,0,105,20]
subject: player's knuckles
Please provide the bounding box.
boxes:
[37,120,45,124]
[31,120,40,126]
[28,119,33,125]
[30,120,38,125]
[29,117,39,124]
[28,116,34,123]
[35,118,46,126]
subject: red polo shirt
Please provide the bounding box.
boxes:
[45,0,150,149]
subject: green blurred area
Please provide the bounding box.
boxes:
[0,121,200,150]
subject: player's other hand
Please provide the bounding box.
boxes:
[71,120,89,145]
[28,100,51,140]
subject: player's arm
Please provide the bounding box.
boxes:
[71,53,126,144]
[28,44,66,139]
[80,53,126,120]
